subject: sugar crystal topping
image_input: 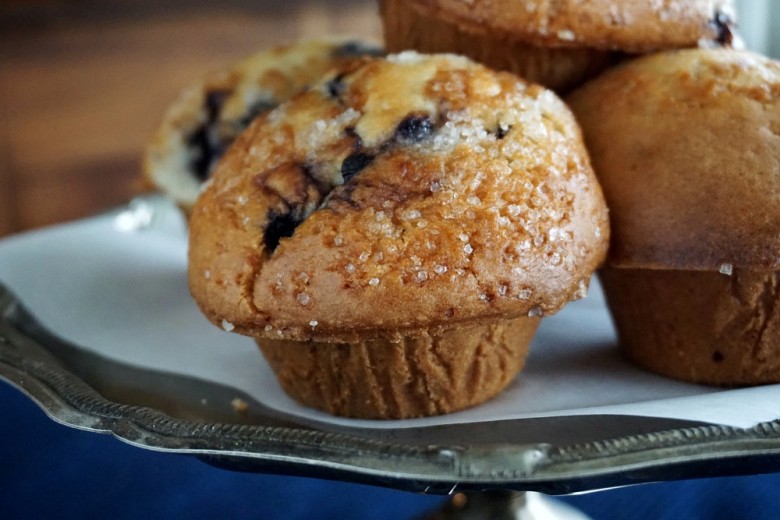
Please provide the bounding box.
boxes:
[557,29,575,41]
[202,51,605,334]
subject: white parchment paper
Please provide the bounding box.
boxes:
[0,199,777,429]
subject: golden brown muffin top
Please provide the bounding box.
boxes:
[406,0,737,51]
[189,52,609,342]
[568,48,780,272]
[143,39,382,212]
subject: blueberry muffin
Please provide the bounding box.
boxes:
[568,48,780,385]
[189,51,609,418]
[143,39,382,214]
[380,0,738,92]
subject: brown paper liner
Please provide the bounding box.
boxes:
[600,268,780,386]
[257,316,540,419]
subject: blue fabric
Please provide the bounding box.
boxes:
[2,381,780,519]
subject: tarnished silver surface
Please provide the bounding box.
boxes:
[2,281,780,495]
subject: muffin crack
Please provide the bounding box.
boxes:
[259,111,444,253]
[256,162,332,253]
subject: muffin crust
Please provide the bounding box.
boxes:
[403,0,737,51]
[381,0,737,91]
[188,52,609,343]
[568,49,780,271]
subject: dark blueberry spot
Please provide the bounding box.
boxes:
[186,89,231,181]
[327,73,347,99]
[341,152,374,182]
[238,99,278,127]
[711,11,735,47]
[264,210,299,252]
[333,41,384,58]
[395,115,434,143]
[205,90,230,120]
[496,124,512,139]
[186,128,211,181]
[712,351,724,363]
[344,126,363,148]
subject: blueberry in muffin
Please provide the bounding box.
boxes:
[143,38,382,214]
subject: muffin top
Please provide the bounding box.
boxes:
[189,52,609,342]
[405,0,737,51]
[143,39,382,212]
[568,48,780,272]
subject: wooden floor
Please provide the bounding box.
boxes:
[0,0,381,237]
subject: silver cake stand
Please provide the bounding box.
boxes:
[3,199,780,518]
[3,281,780,518]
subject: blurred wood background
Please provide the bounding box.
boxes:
[0,0,381,237]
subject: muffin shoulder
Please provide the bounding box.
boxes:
[567,49,780,271]
[189,53,608,342]
[407,0,737,51]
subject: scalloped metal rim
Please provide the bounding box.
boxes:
[2,284,780,495]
